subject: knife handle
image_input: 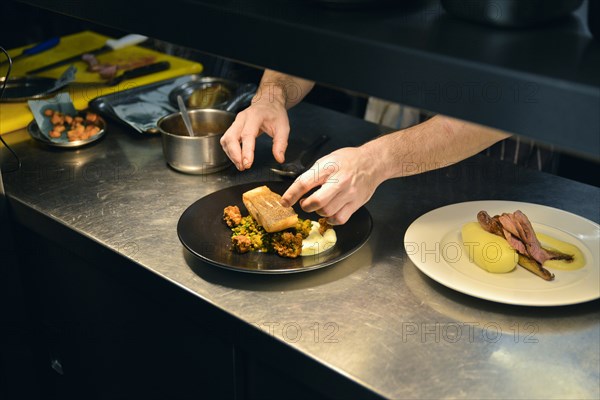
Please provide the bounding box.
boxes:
[109,61,171,85]
[122,61,170,79]
[22,37,60,55]
[106,34,148,50]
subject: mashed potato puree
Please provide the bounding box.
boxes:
[302,221,337,256]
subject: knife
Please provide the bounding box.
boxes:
[26,34,148,76]
[70,61,171,87]
[0,37,60,66]
[104,61,170,86]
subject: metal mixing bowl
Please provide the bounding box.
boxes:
[168,76,237,110]
[158,109,234,174]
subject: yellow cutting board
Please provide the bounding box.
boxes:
[0,31,203,135]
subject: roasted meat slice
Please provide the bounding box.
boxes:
[477,210,574,281]
[497,214,528,255]
[512,211,573,264]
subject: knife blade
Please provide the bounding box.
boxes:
[26,34,148,76]
[0,37,60,66]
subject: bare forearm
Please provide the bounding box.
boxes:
[363,115,512,182]
[257,69,315,109]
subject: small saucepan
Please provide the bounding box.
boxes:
[157,83,256,174]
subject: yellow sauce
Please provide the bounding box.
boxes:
[536,233,586,270]
[301,221,337,256]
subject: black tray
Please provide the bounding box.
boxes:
[88,75,192,134]
[89,74,252,134]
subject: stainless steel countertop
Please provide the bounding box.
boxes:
[2,103,599,399]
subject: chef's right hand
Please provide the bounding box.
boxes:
[220,90,290,171]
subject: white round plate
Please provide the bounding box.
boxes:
[404,201,599,307]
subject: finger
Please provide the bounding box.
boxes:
[280,168,327,207]
[238,114,265,170]
[240,136,256,169]
[220,115,246,169]
[326,202,357,225]
[272,136,288,164]
[311,191,348,218]
[298,182,342,214]
[270,118,290,163]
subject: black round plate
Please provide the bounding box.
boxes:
[177,181,373,274]
[0,76,58,102]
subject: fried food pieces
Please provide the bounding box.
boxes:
[223,205,243,228]
[44,109,102,142]
[222,204,313,258]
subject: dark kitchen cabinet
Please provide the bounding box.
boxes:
[12,225,237,400]
[6,204,347,399]
[1,176,40,400]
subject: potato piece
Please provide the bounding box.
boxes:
[461,222,518,273]
[44,109,54,117]
[64,115,73,125]
[49,130,62,138]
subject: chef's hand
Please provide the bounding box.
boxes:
[280,114,513,224]
[280,146,384,225]
[220,92,290,171]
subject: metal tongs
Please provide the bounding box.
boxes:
[270,135,329,178]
